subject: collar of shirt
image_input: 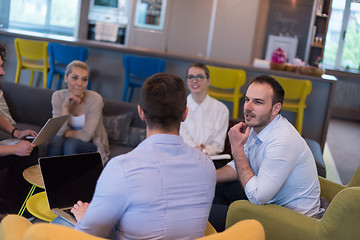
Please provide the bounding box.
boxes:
[140,134,184,146]
[249,114,281,143]
[187,94,211,112]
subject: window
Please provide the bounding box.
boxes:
[9,0,80,37]
[323,0,360,70]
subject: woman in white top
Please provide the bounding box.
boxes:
[47,61,110,163]
[180,63,229,156]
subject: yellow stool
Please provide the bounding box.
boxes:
[273,76,312,135]
[207,65,246,119]
[14,38,49,88]
[18,164,44,216]
[26,191,57,222]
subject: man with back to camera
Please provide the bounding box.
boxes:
[70,73,216,239]
[0,42,38,215]
[209,75,322,231]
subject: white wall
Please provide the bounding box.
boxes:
[126,0,268,64]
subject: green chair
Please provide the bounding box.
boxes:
[225,166,360,240]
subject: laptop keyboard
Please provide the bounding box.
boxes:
[64,208,76,219]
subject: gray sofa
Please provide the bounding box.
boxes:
[0,80,146,161]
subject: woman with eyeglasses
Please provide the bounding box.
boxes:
[180,63,229,156]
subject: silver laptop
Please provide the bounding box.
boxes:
[0,115,69,146]
[31,115,69,146]
[39,152,103,225]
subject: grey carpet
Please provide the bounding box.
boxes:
[326,118,360,184]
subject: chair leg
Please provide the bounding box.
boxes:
[29,71,34,87]
[15,65,21,84]
[233,98,239,119]
[56,73,64,90]
[295,109,304,135]
[18,184,36,216]
[122,82,129,102]
[42,68,47,89]
[128,87,135,102]
[47,70,54,89]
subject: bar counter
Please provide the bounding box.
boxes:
[0,29,336,150]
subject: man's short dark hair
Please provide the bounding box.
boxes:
[250,75,284,105]
[0,43,6,63]
[140,73,187,131]
[186,63,210,78]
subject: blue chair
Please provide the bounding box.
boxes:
[122,54,166,102]
[47,42,89,90]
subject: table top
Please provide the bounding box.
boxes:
[23,164,44,188]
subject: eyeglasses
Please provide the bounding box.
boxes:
[186,74,208,82]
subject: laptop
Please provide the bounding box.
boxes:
[31,115,69,146]
[0,115,69,146]
[39,152,104,225]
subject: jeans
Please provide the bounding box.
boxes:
[208,181,248,232]
[47,136,97,157]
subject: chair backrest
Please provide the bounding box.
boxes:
[48,42,88,66]
[123,54,166,78]
[197,219,265,240]
[15,38,48,61]
[207,65,246,93]
[319,187,360,240]
[273,76,312,102]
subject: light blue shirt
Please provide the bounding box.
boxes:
[75,134,216,239]
[228,115,321,216]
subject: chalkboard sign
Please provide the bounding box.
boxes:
[262,0,314,61]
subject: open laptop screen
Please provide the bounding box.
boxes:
[39,152,103,209]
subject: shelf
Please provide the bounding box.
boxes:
[311,44,324,48]
[316,14,328,18]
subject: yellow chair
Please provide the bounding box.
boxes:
[273,76,312,135]
[15,38,49,88]
[207,65,246,119]
[26,191,57,222]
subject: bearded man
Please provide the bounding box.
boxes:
[209,75,322,231]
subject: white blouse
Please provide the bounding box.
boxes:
[180,94,229,156]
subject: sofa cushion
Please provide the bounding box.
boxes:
[103,112,133,145]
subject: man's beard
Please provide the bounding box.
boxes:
[244,109,273,130]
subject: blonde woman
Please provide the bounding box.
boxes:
[47,61,110,164]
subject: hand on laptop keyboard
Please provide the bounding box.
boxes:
[71,200,90,223]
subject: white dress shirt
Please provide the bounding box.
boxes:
[180,94,229,156]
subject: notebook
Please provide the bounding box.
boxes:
[39,152,104,225]
[0,115,69,146]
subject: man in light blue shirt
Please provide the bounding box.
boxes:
[71,73,216,239]
[210,75,321,231]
